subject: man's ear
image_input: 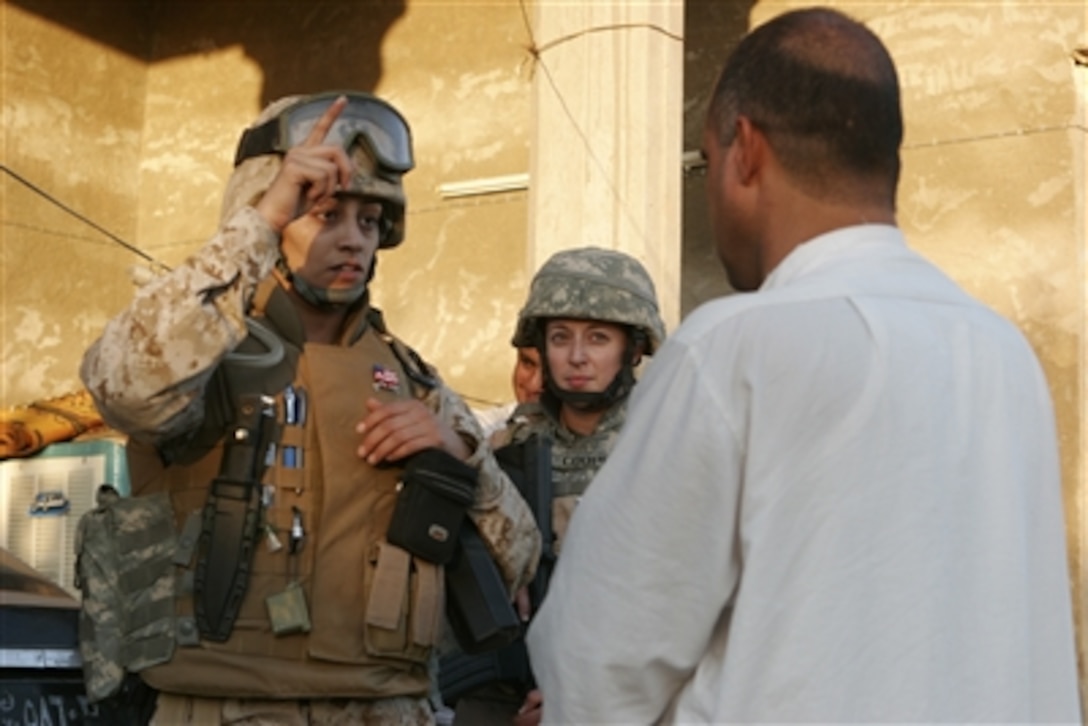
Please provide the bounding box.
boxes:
[731,115,764,186]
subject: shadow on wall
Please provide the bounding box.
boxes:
[10,0,407,103]
[681,0,756,316]
[7,0,155,58]
[16,0,748,319]
[149,0,408,106]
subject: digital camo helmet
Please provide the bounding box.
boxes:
[219,91,414,306]
[512,247,666,412]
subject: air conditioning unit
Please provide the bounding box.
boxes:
[0,435,130,597]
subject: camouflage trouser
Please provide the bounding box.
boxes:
[150,694,435,725]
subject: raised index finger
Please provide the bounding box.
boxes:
[302,95,348,147]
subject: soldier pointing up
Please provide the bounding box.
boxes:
[79,92,540,726]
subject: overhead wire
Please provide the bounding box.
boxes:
[1,164,172,272]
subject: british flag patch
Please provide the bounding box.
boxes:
[372,364,401,392]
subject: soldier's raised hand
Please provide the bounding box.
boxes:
[255,95,353,233]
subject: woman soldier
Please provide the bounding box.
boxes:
[450,246,666,726]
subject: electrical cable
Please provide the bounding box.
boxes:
[1,163,171,272]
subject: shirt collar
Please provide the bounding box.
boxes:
[761,224,905,292]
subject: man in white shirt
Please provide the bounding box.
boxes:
[526,7,1081,724]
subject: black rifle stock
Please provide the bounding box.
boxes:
[444,517,522,654]
[439,434,553,704]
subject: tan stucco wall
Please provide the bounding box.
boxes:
[376,3,532,408]
[2,0,149,406]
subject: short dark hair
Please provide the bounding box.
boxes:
[708,7,903,204]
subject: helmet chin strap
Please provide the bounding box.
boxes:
[543,366,636,413]
[276,257,371,308]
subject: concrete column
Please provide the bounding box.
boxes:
[527,0,684,330]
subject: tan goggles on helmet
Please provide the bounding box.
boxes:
[233,91,414,173]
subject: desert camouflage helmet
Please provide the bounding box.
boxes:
[219,91,412,248]
[512,247,666,354]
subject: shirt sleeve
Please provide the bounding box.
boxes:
[526,335,745,724]
[80,207,281,444]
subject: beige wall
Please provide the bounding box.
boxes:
[2,0,149,406]
[376,2,533,407]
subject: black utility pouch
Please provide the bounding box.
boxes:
[387,448,478,565]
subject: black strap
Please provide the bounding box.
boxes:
[193,394,276,641]
[527,435,554,608]
[233,118,281,166]
[495,435,555,609]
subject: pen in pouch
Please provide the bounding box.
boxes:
[293,388,306,468]
[283,385,299,468]
[290,506,305,555]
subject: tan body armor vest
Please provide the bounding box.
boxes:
[128,292,443,699]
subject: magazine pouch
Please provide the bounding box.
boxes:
[386,448,477,565]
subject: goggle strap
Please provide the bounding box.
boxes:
[234,119,281,167]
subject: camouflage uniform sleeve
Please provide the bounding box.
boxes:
[422,379,541,594]
[488,402,540,449]
[80,206,280,444]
